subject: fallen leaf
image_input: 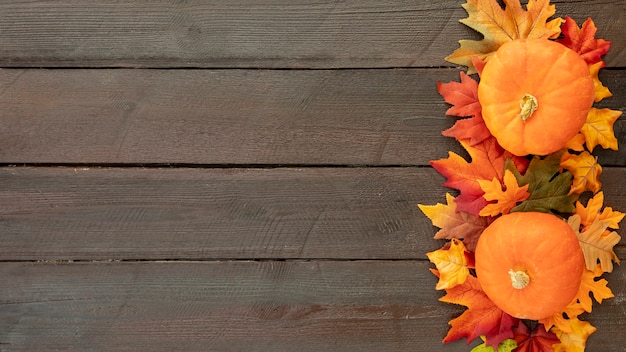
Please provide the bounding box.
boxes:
[446,0,563,74]
[564,133,586,152]
[512,322,560,352]
[478,169,530,217]
[573,264,614,313]
[568,214,621,272]
[418,193,489,251]
[552,318,596,352]
[556,17,611,67]
[441,275,518,348]
[580,108,622,152]
[471,337,517,352]
[427,238,470,290]
[431,137,527,216]
[560,151,602,195]
[589,62,612,103]
[575,191,625,230]
[507,154,577,214]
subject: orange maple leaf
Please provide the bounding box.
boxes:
[418,193,490,251]
[446,0,563,74]
[556,17,611,67]
[552,318,596,352]
[440,275,518,348]
[575,191,625,230]
[427,238,470,290]
[568,214,621,273]
[580,108,622,152]
[589,62,612,103]
[478,169,530,217]
[560,151,602,195]
[431,137,528,216]
[438,72,492,146]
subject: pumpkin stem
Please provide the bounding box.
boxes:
[519,94,538,122]
[508,269,530,289]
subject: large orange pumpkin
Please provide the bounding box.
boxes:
[475,212,584,320]
[478,39,594,156]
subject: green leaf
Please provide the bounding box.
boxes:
[505,153,578,214]
[471,337,517,352]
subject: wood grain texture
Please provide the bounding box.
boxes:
[0,0,623,68]
[0,68,624,166]
[1,260,625,352]
[1,166,624,261]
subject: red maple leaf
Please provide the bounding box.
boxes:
[441,275,518,348]
[512,321,560,352]
[556,16,611,67]
[431,137,528,216]
[438,72,491,145]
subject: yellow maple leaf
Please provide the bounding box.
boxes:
[568,214,621,273]
[552,318,596,352]
[446,0,563,74]
[539,302,585,334]
[418,193,489,251]
[575,191,625,230]
[478,169,530,217]
[580,108,622,152]
[560,151,602,195]
[589,62,612,103]
[564,133,586,152]
[426,238,470,290]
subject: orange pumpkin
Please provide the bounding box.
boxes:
[474,212,584,320]
[478,39,594,156]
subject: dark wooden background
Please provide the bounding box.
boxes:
[0,1,624,351]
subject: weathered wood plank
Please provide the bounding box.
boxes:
[1,260,624,351]
[0,0,623,68]
[0,68,624,166]
[1,166,624,261]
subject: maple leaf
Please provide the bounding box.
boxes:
[441,275,518,348]
[512,322,560,352]
[431,137,527,216]
[438,72,491,145]
[564,133,586,152]
[568,214,621,273]
[589,62,612,103]
[575,191,625,230]
[580,108,622,152]
[478,169,530,217]
[552,318,596,352]
[560,151,602,195]
[446,0,563,74]
[556,17,611,67]
[471,337,517,352]
[506,154,577,214]
[419,193,490,251]
[427,238,470,290]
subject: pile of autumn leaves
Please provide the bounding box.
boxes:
[419,1,623,351]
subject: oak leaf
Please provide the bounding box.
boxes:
[575,191,625,230]
[427,238,470,290]
[580,108,622,152]
[560,151,602,195]
[512,322,560,352]
[507,154,577,214]
[478,169,530,217]
[552,318,596,352]
[440,275,518,348]
[418,193,489,251]
[446,0,563,74]
[556,17,611,67]
[568,214,621,272]
[431,137,528,216]
[573,264,614,313]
